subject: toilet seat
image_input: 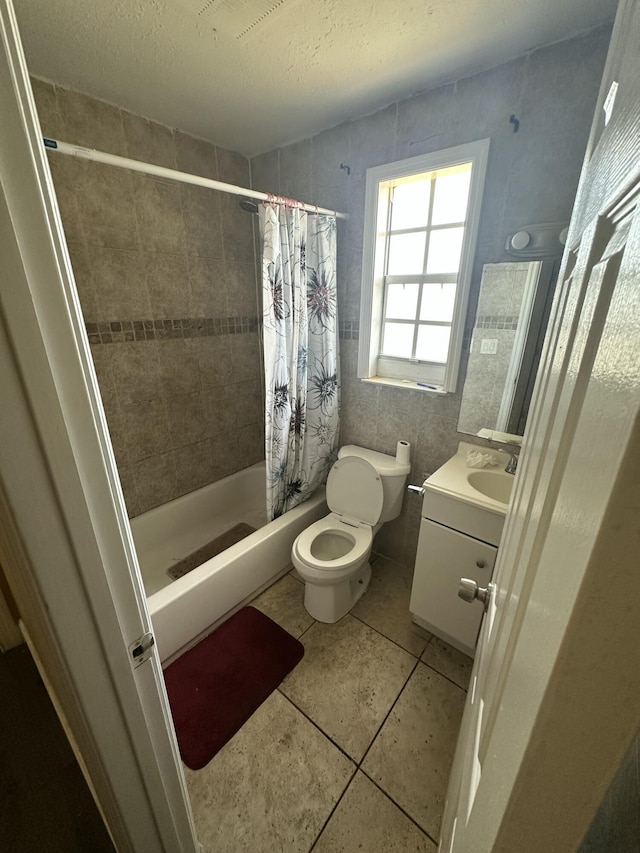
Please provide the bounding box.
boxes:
[293,456,382,574]
[326,456,384,525]
[292,513,372,572]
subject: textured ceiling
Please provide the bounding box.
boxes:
[14,0,616,157]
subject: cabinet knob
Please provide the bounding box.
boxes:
[458,578,495,612]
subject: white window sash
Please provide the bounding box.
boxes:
[358,139,490,391]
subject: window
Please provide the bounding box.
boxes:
[358,140,489,392]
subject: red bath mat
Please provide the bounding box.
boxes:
[163,606,304,770]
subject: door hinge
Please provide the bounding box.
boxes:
[129,631,155,667]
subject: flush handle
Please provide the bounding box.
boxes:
[407,484,425,497]
[458,578,494,612]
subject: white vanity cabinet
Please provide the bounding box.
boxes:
[410,519,498,657]
[409,442,511,658]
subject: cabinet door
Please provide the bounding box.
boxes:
[410,519,497,657]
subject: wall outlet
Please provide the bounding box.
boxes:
[480,338,498,354]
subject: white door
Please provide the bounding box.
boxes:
[441,2,640,851]
[0,3,198,850]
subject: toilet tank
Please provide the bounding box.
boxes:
[338,445,410,522]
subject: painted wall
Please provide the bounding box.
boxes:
[251,25,611,567]
[32,80,264,516]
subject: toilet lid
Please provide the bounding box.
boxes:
[326,456,384,525]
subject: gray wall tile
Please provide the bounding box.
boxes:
[75,162,140,251]
[165,392,209,448]
[217,146,250,186]
[116,462,140,517]
[92,248,151,319]
[133,453,179,514]
[55,86,127,156]
[196,336,234,388]
[224,260,259,316]
[250,25,610,566]
[172,440,216,495]
[175,131,218,179]
[220,194,255,261]
[67,243,98,322]
[158,339,201,396]
[143,253,190,316]
[132,176,186,254]
[181,185,224,259]
[32,77,263,516]
[120,398,172,462]
[48,157,85,246]
[188,256,229,316]
[250,148,279,194]
[122,112,176,169]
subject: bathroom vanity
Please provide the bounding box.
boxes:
[409,442,514,657]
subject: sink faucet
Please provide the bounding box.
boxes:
[504,452,519,475]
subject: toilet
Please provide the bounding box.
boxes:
[291,443,410,623]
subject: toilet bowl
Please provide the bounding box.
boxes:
[291,444,410,623]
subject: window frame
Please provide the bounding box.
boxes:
[358,139,490,392]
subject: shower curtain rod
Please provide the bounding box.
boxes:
[42,138,348,220]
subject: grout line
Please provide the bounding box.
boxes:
[349,611,430,660]
[359,768,440,847]
[297,653,430,850]
[297,618,317,642]
[357,655,421,769]
[419,658,469,694]
[307,766,359,853]
[255,590,464,849]
[280,619,422,766]
[275,688,357,767]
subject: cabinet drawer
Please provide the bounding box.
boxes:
[410,518,497,657]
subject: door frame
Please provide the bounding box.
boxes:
[0,2,198,850]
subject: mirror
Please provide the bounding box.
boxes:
[457,260,558,440]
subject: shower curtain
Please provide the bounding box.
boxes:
[260,202,340,521]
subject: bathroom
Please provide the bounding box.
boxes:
[2,0,639,851]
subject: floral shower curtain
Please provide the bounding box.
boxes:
[260,202,340,520]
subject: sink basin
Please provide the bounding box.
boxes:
[467,470,514,504]
[421,441,515,527]
[420,442,512,543]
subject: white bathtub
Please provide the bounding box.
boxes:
[131,462,327,663]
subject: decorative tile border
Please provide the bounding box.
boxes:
[87,314,363,345]
[475,314,519,331]
[339,319,360,340]
[338,316,519,340]
[86,316,260,345]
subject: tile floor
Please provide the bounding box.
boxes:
[184,554,473,852]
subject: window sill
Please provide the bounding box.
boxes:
[359,376,448,394]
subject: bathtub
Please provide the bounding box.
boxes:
[131,462,327,663]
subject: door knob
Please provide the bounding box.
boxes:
[458,578,494,611]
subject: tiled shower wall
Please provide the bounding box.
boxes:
[32,79,263,516]
[251,25,610,567]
